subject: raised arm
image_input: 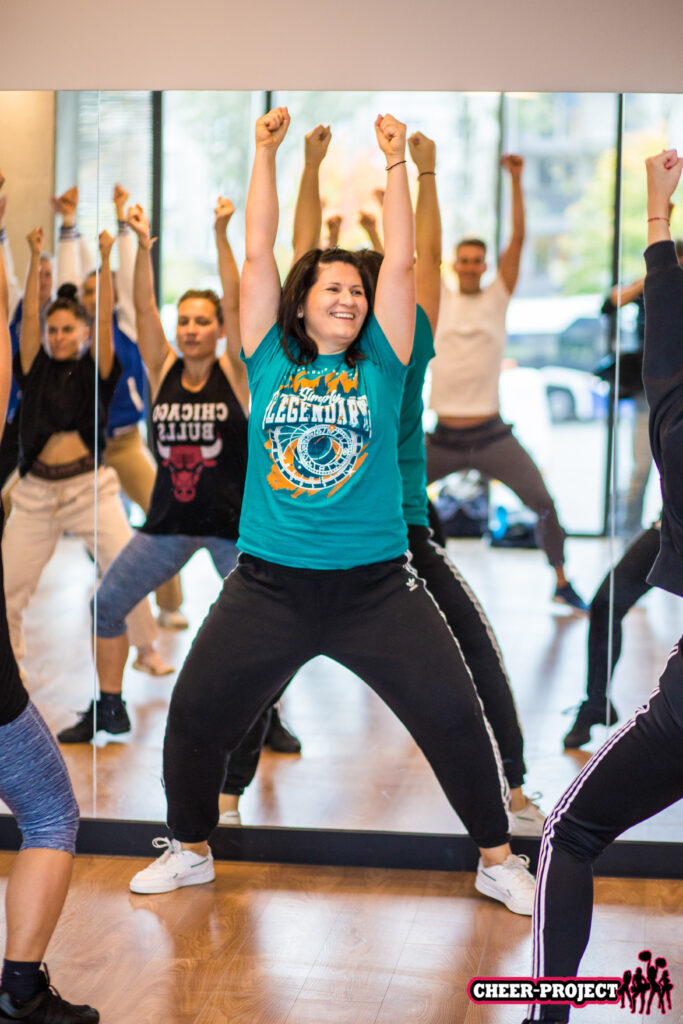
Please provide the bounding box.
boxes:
[0,184,11,432]
[127,203,174,390]
[96,231,115,379]
[19,228,44,374]
[326,214,342,249]
[54,186,83,288]
[373,114,415,364]
[0,177,21,321]
[241,106,290,358]
[408,131,441,333]
[359,209,383,253]
[292,124,331,263]
[497,154,525,294]
[646,151,682,247]
[214,196,249,409]
[113,184,136,339]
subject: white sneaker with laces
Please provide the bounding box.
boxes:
[475,853,536,915]
[129,837,215,894]
[509,795,546,837]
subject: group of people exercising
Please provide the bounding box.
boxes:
[0,110,679,1023]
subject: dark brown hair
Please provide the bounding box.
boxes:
[46,283,89,324]
[456,237,487,257]
[177,289,224,326]
[278,248,374,367]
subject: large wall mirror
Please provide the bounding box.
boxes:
[1,89,681,850]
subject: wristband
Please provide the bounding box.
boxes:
[418,171,436,178]
[386,160,407,172]
[647,217,670,222]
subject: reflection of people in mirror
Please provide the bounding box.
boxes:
[56,182,187,640]
[1,226,163,702]
[522,147,683,1024]
[426,154,588,613]
[129,108,536,916]
[0,173,99,1024]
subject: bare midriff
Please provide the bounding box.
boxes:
[38,432,91,465]
[437,413,496,428]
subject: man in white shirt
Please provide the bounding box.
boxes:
[427,155,587,611]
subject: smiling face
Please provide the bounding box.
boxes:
[46,308,89,360]
[176,297,222,360]
[301,262,368,354]
[454,242,487,294]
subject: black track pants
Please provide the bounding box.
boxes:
[585,526,660,710]
[163,554,510,847]
[528,638,683,1022]
[408,524,526,788]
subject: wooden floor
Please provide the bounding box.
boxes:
[11,533,683,844]
[0,853,680,1024]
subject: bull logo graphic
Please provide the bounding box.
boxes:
[156,438,222,502]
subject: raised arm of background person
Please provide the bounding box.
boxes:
[292,124,331,263]
[0,203,12,432]
[409,131,441,333]
[241,106,290,358]
[128,203,174,393]
[96,230,116,379]
[359,209,384,254]
[608,277,644,309]
[113,183,137,340]
[373,114,415,364]
[497,154,525,295]
[326,215,342,249]
[19,228,44,374]
[214,195,249,411]
[53,186,82,288]
[0,176,21,320]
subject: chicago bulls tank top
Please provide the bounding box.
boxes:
[140,359,248,539]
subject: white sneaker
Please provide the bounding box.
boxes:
[475,853,536,915]
[157,609,190,630]
[509,795,546,837]
[218,809,242,826]
[129,837,215,894]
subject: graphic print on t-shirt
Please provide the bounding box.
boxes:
[262,365,371,498]
[153,399,228,503]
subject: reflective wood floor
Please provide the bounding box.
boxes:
[11,533,683,843]
[0,853,680,1024]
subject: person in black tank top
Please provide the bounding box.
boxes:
[0,179,99,1023]
[58,199,299,771]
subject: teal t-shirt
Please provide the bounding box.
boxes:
[399,305,435,527]
[238,314,408,569]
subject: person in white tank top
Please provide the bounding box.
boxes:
[427,155,588,613]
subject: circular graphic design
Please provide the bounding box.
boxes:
[270,422,366,492]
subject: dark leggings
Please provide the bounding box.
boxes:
[408,523,526,789]
[585,525,660,710]
[528,639,683,1021]
[164,554,510,847]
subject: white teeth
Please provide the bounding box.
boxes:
[331,313,354,319]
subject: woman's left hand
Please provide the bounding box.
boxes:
[99,230,115,258]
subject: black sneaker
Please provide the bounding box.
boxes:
[265,707,302,754]
[0,965,99,1022]
[57,699,131,744]
[553,582,589,613]
[563,700,618,748]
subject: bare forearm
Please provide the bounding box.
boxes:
[245,148,279,261]
[510,177,525,243]
[97,254,114,374]
[216,231,240,316]
[383,163,414,272]
[609,278,644,307]
[133,241,157,316]
[415,174,441,267]
[23,253,41,320]
[0,243,8,318]
[292,163,322,256]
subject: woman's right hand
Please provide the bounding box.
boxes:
[27,226,43,256]
[127,203,153,247]
[646,149,683,209]
[255,107,290,150]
